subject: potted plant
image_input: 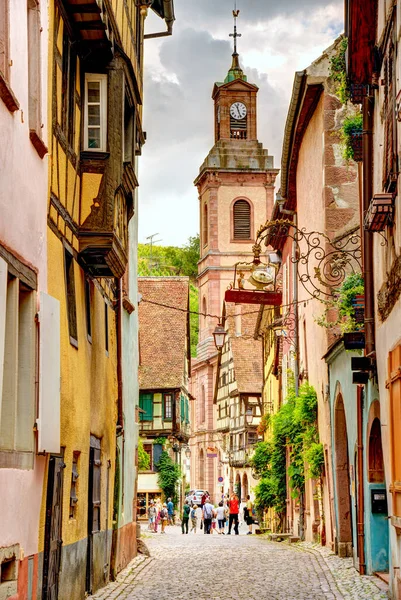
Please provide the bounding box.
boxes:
[341,113,363,162]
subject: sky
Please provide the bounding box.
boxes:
[138,0,343,247]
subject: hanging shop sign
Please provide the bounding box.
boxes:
[225,289,282,306]
[207,447,218,458]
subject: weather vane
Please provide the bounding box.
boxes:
[229,2,241,55]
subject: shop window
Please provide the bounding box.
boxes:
[84,73,107,152]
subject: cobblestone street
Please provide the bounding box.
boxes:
[91,524,389,600]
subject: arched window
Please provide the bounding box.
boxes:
[233,199,251,240]
[368,418,384,482]
[203,203,208,247]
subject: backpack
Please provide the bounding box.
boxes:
[183,504,191,517]
[160,508,167,519]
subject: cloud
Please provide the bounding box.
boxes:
[139,0,343,245]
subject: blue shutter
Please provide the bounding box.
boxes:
[185,398,190,424]
[139,393,153,421]
[153,443,162,471]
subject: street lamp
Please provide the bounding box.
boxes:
[185,447,191,459]
[245,408,253,426]
[213,322,227,350]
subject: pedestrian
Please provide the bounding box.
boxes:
[227,492,239,535]
[160,503,168,533]
[147,500,157,532]
[190,504,198,533]
[216,501,226,534]
[245,494,254,535]
[154,498,162,533]
[182,499,190,534]
[203,497,214,534]
[167,497,175,525]
[200,491,207,530]
[211,510,217,534]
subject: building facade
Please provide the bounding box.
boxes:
[346,1,401,595]
[137,277,191,516]
[0,0,59,597]
[190,37,278,502]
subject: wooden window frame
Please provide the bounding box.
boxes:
[231,198,253,242]
[104,301,109,356]
[139,392,153,422]
[163,393,173,421]
[27,0,47,158]
[64,247,78,348]
[69,451,80,519]
[143,443,153,471]
[85,279,92,343]
[84,73,107,153]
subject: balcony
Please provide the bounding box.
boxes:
[79,187,134,278]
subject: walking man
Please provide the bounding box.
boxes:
[181,500,190,534]
[203,498,214,534]
[227,492,239,535]
[167,497,175,525]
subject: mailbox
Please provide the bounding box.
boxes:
[371,489,387,514]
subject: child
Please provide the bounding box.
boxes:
[216,501,226,534]
[160,503,168,533]
[190,504,198,533]
[211,507,217,534]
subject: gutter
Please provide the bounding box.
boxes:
[145,0,175,39]
[280,71,306,201]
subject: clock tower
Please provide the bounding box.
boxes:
[190,10,279,501]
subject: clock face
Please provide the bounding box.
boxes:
[230,102,247,120]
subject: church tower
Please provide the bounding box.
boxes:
[190,10,278,501]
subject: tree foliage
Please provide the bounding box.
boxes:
[155,450,181,505]
[138,438,150,471]
[138,236,200,356]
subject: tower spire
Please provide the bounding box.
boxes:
[225,4,247,83]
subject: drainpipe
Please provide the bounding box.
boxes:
[362,94,375,356]
[357,385,366,574]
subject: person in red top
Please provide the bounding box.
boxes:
[227,493,239,535]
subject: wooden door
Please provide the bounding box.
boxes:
[42,455,65,600]
[86,436,101,594]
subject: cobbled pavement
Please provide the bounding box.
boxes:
[90,523,389,600]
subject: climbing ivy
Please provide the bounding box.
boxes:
[155,450,181,505]
[252,380,324,530]
[329,36,350,104]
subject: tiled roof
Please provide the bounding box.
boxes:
[138,277,189,390]
[226,303,263,394]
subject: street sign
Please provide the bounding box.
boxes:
[218,476,224,482]
[225,289,282,305]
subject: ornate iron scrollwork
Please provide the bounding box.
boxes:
[254,219,362,300]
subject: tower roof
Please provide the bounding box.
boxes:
[224,52,247,83]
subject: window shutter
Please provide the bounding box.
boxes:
[139,393,153,421]
[180,395,184,423]
[153,443,162,471]
[233,200,251,239]
[185,398,190,424]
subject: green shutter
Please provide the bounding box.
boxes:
[185,398,190,424]
[139,393,153,421]
[180,395,184,423]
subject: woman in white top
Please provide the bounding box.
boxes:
[215,501,226,534]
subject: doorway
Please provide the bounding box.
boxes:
[42,454,65,600]
[334,394,353,557]
[86,436,101,595]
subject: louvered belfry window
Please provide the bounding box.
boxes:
[233,200,251,239]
